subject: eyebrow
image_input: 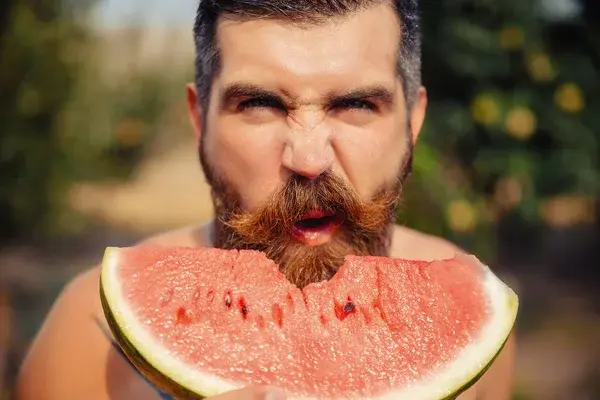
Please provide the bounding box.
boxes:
[219,83,286,108]
[219,82,396,108]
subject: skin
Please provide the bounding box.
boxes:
[15,4,516,400]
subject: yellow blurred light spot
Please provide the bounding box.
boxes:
[527,52,556,82]
[494,177,524,211]
[500,26,524,50]
[540,195,596,228]
[504,107,537,140]
[555,83,585,114]
[115,118,145,147]
[471,94,500,126]
[446,199,479,233]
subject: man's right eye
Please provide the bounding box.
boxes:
[237,97,285,111]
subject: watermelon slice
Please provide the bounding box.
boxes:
[100,245,518,400]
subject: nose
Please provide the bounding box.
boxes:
[282,121,334,180]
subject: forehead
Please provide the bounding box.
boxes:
[214,4,401,95]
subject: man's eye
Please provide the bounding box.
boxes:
[332,99,377,112]
[238,97,284,111]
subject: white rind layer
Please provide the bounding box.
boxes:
[101,247,518,400]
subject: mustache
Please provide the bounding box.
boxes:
[220,171,401,244]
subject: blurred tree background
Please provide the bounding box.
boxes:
[0,1,181,397]
[401,0,599,259]
[0,0,170,246]
[1,0,599,399]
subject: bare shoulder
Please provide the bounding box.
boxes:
[137,223,211,247]
[15,267,108,399]
[390,224,464,260]
[15,225,210,400]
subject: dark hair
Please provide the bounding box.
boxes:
[193,0,421,109]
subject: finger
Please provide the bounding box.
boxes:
[208,386,287,400]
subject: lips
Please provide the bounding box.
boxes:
[291,209,344,246]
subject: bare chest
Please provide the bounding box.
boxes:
[458,386,478,400]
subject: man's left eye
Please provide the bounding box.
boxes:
[332,99,377,111]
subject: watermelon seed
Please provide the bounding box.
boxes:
[301,291,309,308]
[225,292,232,308]
[239,298,248,319]
[176,307,192,324]
[334,299,356,321]
[344,301,356,314]
[272,304,283,328]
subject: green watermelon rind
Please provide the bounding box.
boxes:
[440,325,514,400]
[100,248,239,399]
[100,247,519,400]
[100,284,210,400]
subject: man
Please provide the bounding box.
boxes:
[15,0,516,399]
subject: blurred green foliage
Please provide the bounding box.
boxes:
[0,1,169,244]
[0,2,84,243]
[398,0,600,261]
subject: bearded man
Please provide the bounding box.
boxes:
[15,1,516,399]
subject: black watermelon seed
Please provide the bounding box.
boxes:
[343,301,355,314]
[239,298,249,319]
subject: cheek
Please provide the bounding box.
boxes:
[207,117,286,209]
[332,120,407,198]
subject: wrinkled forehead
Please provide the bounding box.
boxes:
[212,3,402,99]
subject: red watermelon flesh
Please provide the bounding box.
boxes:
[110,245,496,398]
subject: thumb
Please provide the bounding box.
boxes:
[208,386,287,400]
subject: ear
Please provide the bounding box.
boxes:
[186,83,203,144]
[409,86,428,144]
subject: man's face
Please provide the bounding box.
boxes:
[187,3,427,288]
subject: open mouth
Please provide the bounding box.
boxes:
[291,209,344,245]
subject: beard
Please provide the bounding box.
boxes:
[200,139,413,289]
